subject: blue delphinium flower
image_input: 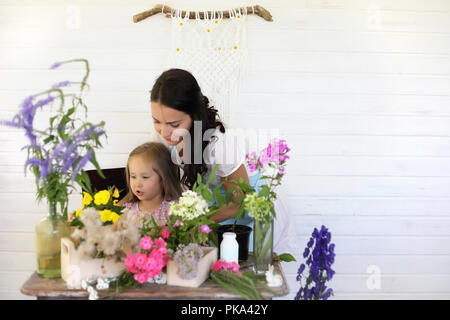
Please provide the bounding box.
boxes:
[294,225,336,300]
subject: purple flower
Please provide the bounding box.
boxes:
[62,154,77,173]
[303,247,309,258]
[52,81,70,89]
[71,151,92,181]
[173,244,204,280]
[74,125,104,143]
[40,158,50,179]
[24,158,42,175]
[295,225,335,300]
[50,62,61,69]
[296,263,305,281]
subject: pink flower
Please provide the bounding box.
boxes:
[200,224,211,234]
[146,271,157,280]
[140,236,153,251]
[173,219,181,227]
[212,259,227,271]
[124,253,135,272]
[211,259,241,274]
[259,152,270,167]
[228,261,242,274]
[153,237,167,251]
[134,253,147,268]
[158,246,168,255]
[161,227,170,239]
[134,273,148,284]
[149,249,163,261]
[144,257,156,272]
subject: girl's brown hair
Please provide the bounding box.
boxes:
[118,142,182,205]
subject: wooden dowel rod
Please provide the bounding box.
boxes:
[133,4,273,23]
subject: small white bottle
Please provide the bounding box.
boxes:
[220,232,239,263]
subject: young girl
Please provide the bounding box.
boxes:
[118,142,182,227]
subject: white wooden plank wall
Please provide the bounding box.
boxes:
[1,0,450,300]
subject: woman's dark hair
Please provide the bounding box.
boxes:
[150,68,225,189]
[118,142,182,205]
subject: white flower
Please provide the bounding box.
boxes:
[147,272,167,285]
[96,278,110,290]
[169,191,209,220]
[261,161,280,179]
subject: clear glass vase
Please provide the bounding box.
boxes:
[35,201,71,278]
[253,217,274,274]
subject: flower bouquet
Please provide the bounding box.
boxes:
[244,138,292,272]
[0,58,106,278]
[61,188,141,289]
[140,167,222,287]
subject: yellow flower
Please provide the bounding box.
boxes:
[94,190,110,206]
[81,192,93,207]
[113,199,119,206]
[100,209,122,223]
[110,212,122,223]
[100,209,113,222]
[75,209,83,217]
[112,188,119,198]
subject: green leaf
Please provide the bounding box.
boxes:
[213,184,224,205]
[43,135,55,144]
[225,187,234,203]
[207,164,219,185]
[277,253,296,262]
[230,206,245,221]
[89,152,105,179]
[70,217,85,229]
[201,188,214,202]
[259,185,270,198]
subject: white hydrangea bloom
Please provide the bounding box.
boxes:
[169,190,209,220]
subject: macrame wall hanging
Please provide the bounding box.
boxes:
[134,4,272,125]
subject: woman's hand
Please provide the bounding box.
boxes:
[210,164,249,223]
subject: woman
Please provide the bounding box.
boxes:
[149,68,252,224]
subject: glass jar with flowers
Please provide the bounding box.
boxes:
[244,138,291,273]
[1,59,106,278]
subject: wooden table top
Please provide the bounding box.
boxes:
[21,255,290,300]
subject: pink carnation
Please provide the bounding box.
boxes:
[134,273,148,284]
[124,253,136,273]
[140,236,153,251]
[154,237,167,250]
[134,253,147,268]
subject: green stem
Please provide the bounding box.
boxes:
[254,219,273,266]
[211,271,265,300]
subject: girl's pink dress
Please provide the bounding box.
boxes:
[122,200,172,227]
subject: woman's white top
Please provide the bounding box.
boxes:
[171,128,245,178]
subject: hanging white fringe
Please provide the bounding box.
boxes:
[166,7,249,126]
